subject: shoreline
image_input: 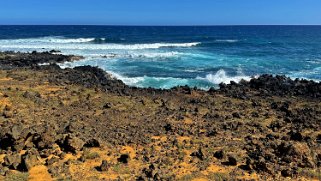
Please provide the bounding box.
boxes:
[0,51,321,180]
[1,51,320,96]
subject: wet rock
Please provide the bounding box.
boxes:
[0,51,78,68]
[118,154,130,164]
[49,49,61,53]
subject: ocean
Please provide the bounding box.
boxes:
[0,25,321,89]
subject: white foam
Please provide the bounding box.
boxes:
[45,37,96,43]
[81,51,182,60]
[0,37,96,44]
[288,66,321,82]
[215,39,239,43]
[197,69,252,84]
[126,51,182,59]
[0,41,200,50]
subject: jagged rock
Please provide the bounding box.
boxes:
[103,103,112,109]
[164,124,172,132]
[225,156,237,166]
[214,150,225,159]
[3,154,21,170]
[84,139,100,148]
[61,135,84,153]
[23,91,41,99]
[0,165,9,176]
[2,111,13,118]
[118,154,130,164]
[190,148,204,160]
[10,125,22,140]
[21,149,41,171]
[289,131,303,141]
[100,160,110,171]
[46,157,60,166]
[281,169,294,177]
[232,112,241,118]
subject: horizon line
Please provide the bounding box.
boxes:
[0,24,321,26]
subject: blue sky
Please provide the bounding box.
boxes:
[0,0,321,25]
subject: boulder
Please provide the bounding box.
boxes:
[214,150,225,159]
[118,154,130,164]
[62,135,84,153]
[190,148,205,161]
[3,154,21,170]
[21,149,41,171]
[84,139,100,148]
[224,155,237,166]
[100,160,110,171]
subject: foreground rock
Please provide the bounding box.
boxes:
[0,51,320,180]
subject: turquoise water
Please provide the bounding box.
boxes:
[0,26,321,89]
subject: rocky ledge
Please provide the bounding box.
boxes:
[0,51,320,180]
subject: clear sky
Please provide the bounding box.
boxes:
[0,0,321,25]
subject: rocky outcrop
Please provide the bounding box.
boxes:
[0,51,320,180]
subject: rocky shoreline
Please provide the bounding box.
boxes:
[0,51,321,180]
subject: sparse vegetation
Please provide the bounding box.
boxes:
[0,52,320,180]
[4,172,29,181]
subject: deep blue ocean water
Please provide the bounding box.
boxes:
[0,25,321,89]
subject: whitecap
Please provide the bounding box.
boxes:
[215,39,239,43]
[0,36,96,44]
[197,69,252,84]
[0,41,201,50]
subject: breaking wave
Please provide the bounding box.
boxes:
[215,39,239,43]
[86,51,182,59]
[0,37,201,50]
[197,69,252,84]
[0,37,97,44]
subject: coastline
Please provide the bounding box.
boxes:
[0,51,321,180]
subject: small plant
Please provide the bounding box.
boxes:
[85,152,100,160]
[82,149,100,160]
[112,163,131,174]
[113,163,121,173]
[208,172,229,181]
[299,168,321,180]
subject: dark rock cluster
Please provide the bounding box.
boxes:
[0,51,320,180]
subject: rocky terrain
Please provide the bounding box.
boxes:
[0,51,321,181]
